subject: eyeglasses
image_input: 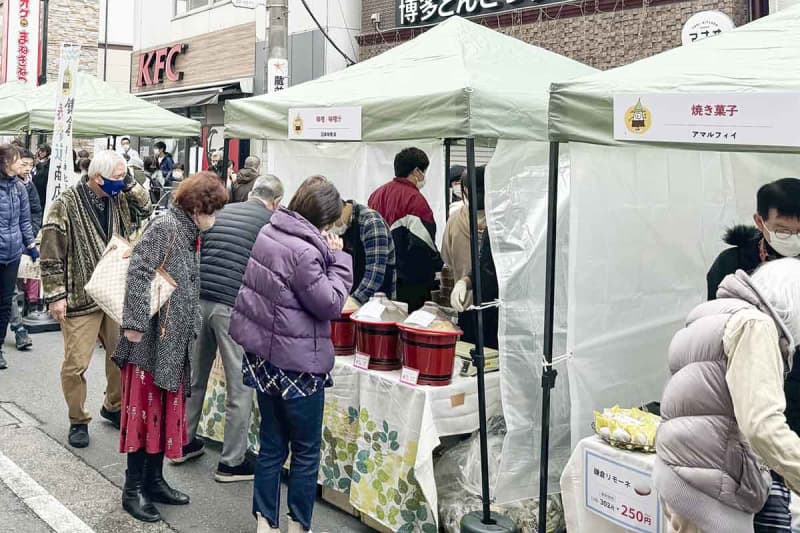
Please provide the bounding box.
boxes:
[768,225,800,239]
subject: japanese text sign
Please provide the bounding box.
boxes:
[396,0,543,27]
[584,450,661,533]
[45,44,80,216]
[288,107,362,141]
[268,58,289,94]
[613,93,800,147]
[3,0,41,85]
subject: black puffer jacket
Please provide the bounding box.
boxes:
[199,198,273,308]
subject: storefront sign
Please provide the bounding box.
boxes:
[136,43,187,87]
[45,44,80,215]
[232,0,263,8]
[584,450,661,533]
[681,11,735,45]
[268,58,289,93]
[2,0,40,85]
[396,0,541,27]
[288,107,362,141]
[613,93,800,147]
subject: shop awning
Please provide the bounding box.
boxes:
[139,87,223,109]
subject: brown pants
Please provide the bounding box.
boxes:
[60,310,122,424]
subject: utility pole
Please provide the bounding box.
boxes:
[266,0,288,93]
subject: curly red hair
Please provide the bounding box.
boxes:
[172,171,228,215]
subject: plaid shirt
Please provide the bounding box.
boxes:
[352,205,397,304]
[243,352,332,400]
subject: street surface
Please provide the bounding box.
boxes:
[0,330,373,533]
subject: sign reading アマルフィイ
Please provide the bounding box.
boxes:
[584,449,661,533]
[396,0,543,27]
[613,93,800,147]
[288,107,362,141]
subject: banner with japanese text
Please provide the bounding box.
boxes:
[396,0,543,27]
[2,0,41,85]
[44,44,80,216]
[613,93,800,147]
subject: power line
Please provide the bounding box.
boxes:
[299,0,357,66]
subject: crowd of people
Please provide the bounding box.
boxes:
[1,139,496,531]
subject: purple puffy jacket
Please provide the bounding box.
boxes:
[230,208,353,374]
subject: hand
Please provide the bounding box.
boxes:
[25,246,39,262]
[450,278,473,312]
[124,330,143,343]
[326,233,343,251]
[49,299,67,322]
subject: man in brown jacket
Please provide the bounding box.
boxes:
[40,150,151,448]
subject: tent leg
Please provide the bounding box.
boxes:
[460,138,517,533]
[537,141,561,533]
[444,139,452,220]
[222,137,231,186]
[24,134,31,150]
[111,135,117,151]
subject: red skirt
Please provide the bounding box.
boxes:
[119,364,187,459]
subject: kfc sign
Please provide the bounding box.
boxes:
[136,43,186,87]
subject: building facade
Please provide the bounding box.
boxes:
[130,0,361,172]
[358,0,753,68]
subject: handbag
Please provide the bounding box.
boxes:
[85,230,178,327]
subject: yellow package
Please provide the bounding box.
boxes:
[593,405,660,448]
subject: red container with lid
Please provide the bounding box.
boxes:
[398,302,462,386]
[351,293,408,371]
[331,310,356,356]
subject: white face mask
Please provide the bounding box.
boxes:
[329,224,348,236]
[451,185,462,199]
[172,171,184,180]
[766,228,800,257]
[194,213,216,232]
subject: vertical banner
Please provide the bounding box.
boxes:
[44,44,80,216]
[268,58,289,93]
[2,0,41,85]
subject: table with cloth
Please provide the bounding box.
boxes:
[561,435,668,533]
[198,354,502,532]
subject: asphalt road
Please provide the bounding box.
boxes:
[0,329,373,533]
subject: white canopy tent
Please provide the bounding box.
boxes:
[540,6,800,530]
[224,15,596,524]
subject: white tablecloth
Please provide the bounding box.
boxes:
[561,436,667,533]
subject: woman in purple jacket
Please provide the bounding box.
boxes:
[231,177,353,533]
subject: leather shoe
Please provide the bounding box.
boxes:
[100,406,121,429]
[145,453,189,505]
[68,424,89,448]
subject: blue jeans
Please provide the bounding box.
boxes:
[254,390,325,531]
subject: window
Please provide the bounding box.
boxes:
[175,0,227,16]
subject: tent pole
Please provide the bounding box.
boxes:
[444,139,452,220]
[537,141,560,533]
[111,135,117,151]
[222,137,231,186]
[460,138,516,533]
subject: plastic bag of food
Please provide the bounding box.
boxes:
[593,405,660,449]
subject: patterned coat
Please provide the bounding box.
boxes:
[112,207,201,393]
[40,181,152,316]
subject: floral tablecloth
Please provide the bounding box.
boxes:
[198,355,502,532]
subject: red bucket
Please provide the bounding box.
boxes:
[331,310,356,356]
[354,320,401,371]
[399,325,460,386]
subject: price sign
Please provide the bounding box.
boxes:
[406,310,436,328]
[400,366,420,386]
[354,353,371,370]
[584,450,661,533]
[356,300,386,321]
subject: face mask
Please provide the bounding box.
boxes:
[99,176,126,197]
[451,186,462,199]
[766,228,800,257]
[329,224,348,236]
[172,171,184,180]
[195,214,216,232]
[416,178,426,190]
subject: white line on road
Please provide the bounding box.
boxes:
[0,449,95,533]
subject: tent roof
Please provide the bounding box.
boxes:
[23,73,200,137]
[225,16,595,142]
[0,81,34,134]
[548,6,800,151]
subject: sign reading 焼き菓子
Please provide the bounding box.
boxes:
[613,93,800,148]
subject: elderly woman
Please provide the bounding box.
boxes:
[113,171,227,523]
[0,144,37,370]
[655,258,800,533]
[231,177,353,533]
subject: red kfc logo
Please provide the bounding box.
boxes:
[136,43,186,87]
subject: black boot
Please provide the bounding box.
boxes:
[122,451,161,522]
[144,452,190,505]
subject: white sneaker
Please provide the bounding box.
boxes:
[256,513,280,533]
[288,518,311,533]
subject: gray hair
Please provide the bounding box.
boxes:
[250,174,284,202]
[88,150,125,178]
[751,258,800,346]
[244,156,261,170]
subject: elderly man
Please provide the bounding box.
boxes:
[179,175,283,481]
[230,156,261,203]
[41,150,152,449]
